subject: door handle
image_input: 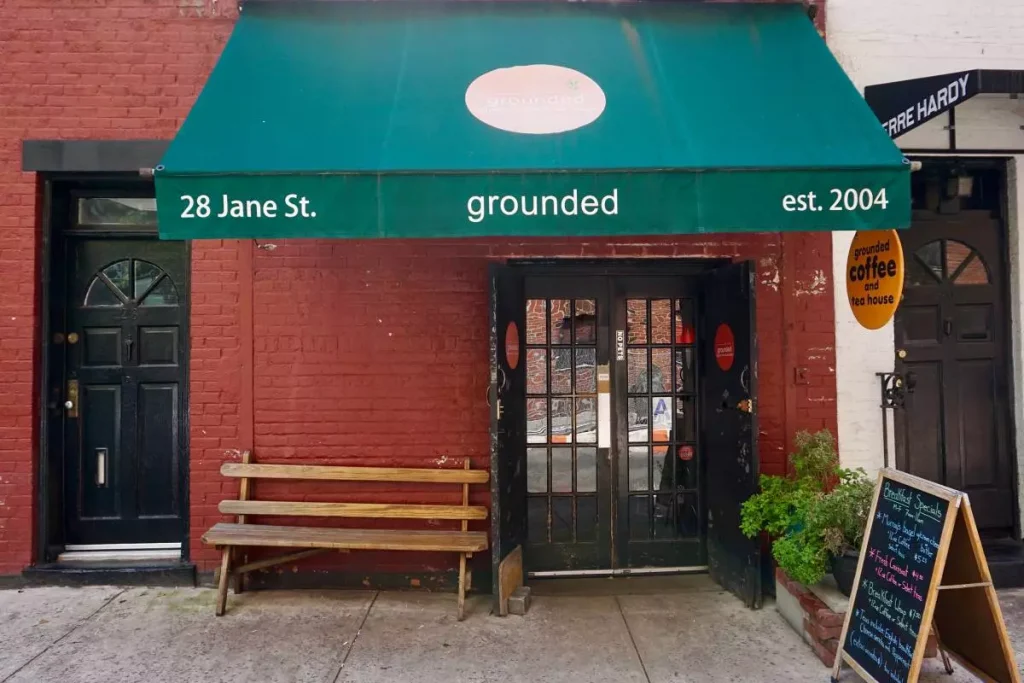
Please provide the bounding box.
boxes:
[65,379,79,418]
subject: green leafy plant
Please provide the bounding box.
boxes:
[740,430,874,586]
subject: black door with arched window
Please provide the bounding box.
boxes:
[895,209,1014,533]
[63,238,188,545]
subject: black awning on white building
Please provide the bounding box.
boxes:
[865,69,1023,139]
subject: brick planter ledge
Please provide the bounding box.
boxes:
[774,567,937,667]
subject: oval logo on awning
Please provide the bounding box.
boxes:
[465,65,606,135]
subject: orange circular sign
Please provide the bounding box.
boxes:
[846,230,905,330]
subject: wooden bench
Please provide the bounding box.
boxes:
[202,452,489,619]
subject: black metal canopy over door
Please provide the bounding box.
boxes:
[700,260,761,608]
[64,239,187,545]
[490,264,528,608]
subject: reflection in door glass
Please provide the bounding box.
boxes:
[628,397,649,442]
[675,349,696,393]
[627,299,647,344]
[575,348,596,392]
[527,448,548,493]
[915,241,943,280]
[528,498,548,543]
[84,278,123,307]
[550,398,573,443]
[622,294,702,548]
[76,198,157,227]
[630,496,651,540]
[574,299,596,343]
[651,397,671,441]
[629,446,649,491]
[550,348,572,394]
[551,498,573,542]
[525,294,601,554]
[526,349,547,394]
[140,278,178,306]
[551,448,573,493]
[651,349,672,392]
[526,398,547,443]
[577,448,597,492]
[103,260,131,294]
[526,299,547,344]
[577,497,597,542]
[675,299,695,344]
[627,348,647,391]
[134,261,161,297]
[651,299,671,343]
[575,398,596,443]
[675,397,696,442]
[550,299,571,343]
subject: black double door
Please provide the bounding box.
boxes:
[61,239,188,545]
[491,262,761,607]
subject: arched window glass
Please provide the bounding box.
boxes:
[907,240,990,287]
[83,259,179,308]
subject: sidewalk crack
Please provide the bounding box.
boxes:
[1,587,127,683]
[615,595,652,683]
[329,590,379,683]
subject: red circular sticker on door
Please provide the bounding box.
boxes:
[714,324,735,371]
[678,445,695,461]
[505,321,520,370]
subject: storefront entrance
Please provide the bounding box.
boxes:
[491,261,763,608]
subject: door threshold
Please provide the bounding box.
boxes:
[23,562,196,587]
[528,565,708,578]
[64,542,181,552]
[57,548,182,564]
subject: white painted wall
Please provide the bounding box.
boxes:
[826,0,1024,491]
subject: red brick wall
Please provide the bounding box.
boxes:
[0,0,836,576]
[0,0,236,574]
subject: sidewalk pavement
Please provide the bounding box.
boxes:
[3,577,1023,683]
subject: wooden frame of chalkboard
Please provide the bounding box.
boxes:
[832,467,1021,683]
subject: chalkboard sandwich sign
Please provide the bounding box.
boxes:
[832,468,1020,683]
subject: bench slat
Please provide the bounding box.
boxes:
[220,463,489,484]
[202,522,488,553]
[219,500,488,520]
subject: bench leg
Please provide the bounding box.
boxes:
[216,547,232,616]
[457,552,467,621]
[232,549,246,594]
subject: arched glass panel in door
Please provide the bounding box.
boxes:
[83,259,179,308]
[906,239,991,287]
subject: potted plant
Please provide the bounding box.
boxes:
[739,430,874,595]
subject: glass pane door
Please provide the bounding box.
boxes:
[616,280,704,569]
[523,278,611,572]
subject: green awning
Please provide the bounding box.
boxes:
[155,2,911,240]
